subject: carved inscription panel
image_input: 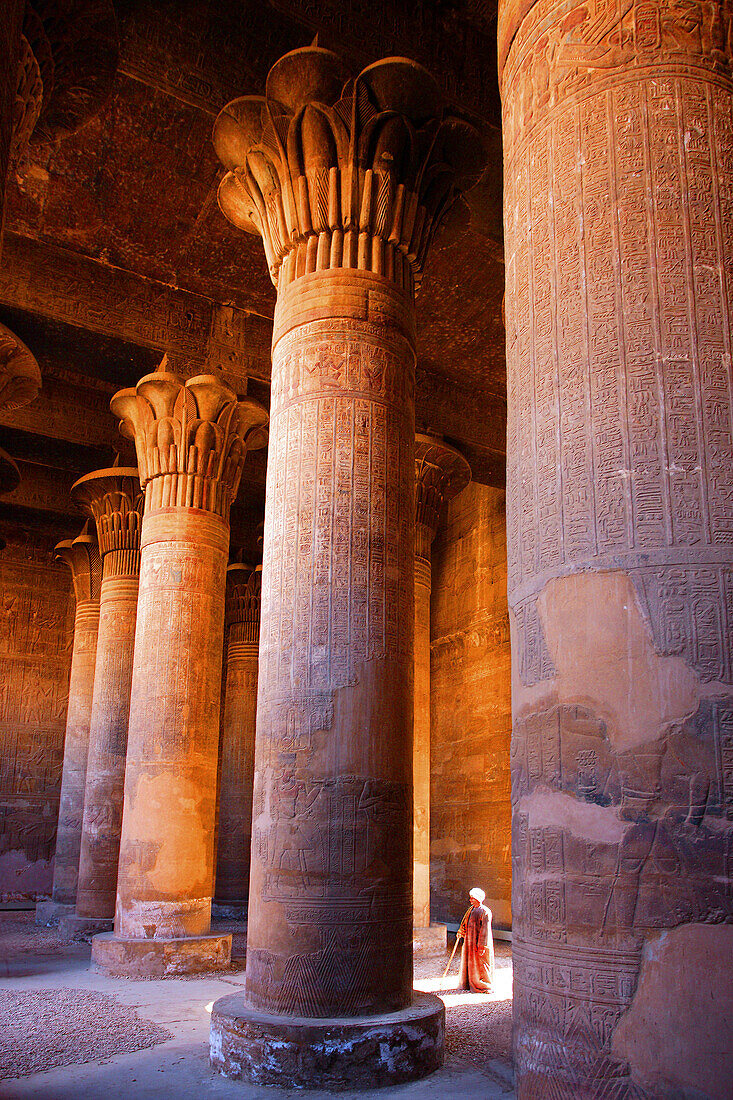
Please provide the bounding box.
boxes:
[247,313,415,1017]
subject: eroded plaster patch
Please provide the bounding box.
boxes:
[127,772,207,895]
[612,923,733,1097]
[517,788,628,845]
[523,571,699,751]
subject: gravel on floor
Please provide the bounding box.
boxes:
[0,987,172,1079]
[0,912,81,957]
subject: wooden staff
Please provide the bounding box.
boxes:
[442,907,472,978]
[442,934,461,978]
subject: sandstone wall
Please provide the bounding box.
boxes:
[0,518,74,899]
[430,483,512,928]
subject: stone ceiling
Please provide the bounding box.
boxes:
[0,0,506,539]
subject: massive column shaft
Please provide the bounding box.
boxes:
[36,527,101,923]
[208,45,484,1088]
[64,466,142,934]
[91,363,267,978]
[413,436,470,930]
[499,3,733,1097]
[214,563,261,912]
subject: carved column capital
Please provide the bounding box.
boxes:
[0,321,41,413]
[54,523,102,604]
[111,359,269,522]
[213,46,486,294]
[226,562,262,650]
[70,464,143,578]
[414,433,471,564]
[12,0,119,161]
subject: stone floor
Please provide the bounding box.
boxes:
[0,911,513,1099]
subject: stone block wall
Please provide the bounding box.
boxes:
[430,482,512,929]
[0,518,74,900]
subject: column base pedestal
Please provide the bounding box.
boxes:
[413,922,448,952]
[35,900,75,926]
[59,915,114,940]
[210,991,444,1090]
[211,901,247,920]
[91,931,232,978]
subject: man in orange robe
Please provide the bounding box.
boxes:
[458,887,495,993]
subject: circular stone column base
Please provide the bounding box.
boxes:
[210,991,444,1090]
[59,915,114,940]
[35,900,75,927]
[92,931,232,978]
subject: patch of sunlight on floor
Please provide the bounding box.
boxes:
[414,964,513,1006]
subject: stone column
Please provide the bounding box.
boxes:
[36,525,101,925]
[59,464,142,938]
[90,361,268,978]
[499,4,733,1097]
[213,563,262,916]
[208,46,484,1088]
[413,435,469,932]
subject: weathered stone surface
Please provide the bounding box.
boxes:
[430,483,512,931]
[0,322,41,414]
[0,2,24,250]
[92,930,232,978]
[612,923,733,1097]
[499,0,733,1093]
[34,898,74,926]
[214,563,261,911]
[70,464,142,923]
[59,913,112,941]
[99,362,266,975]
[209,990,445,1090]
[48,526,101,910]
[413,435,470,929]
[0,516,75,901]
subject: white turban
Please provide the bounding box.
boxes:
[469,887,485,903]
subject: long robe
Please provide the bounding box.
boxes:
[458,902,495,993]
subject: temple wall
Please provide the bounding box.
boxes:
[430,482,512,928]
[0,519,74,900]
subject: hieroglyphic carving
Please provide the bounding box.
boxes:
[501,0,733,1094]
[501,0,733,148]
[430,484,513,929]
[248,296,417,1015]
[216,562,261,905]
[0,234,274,388]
